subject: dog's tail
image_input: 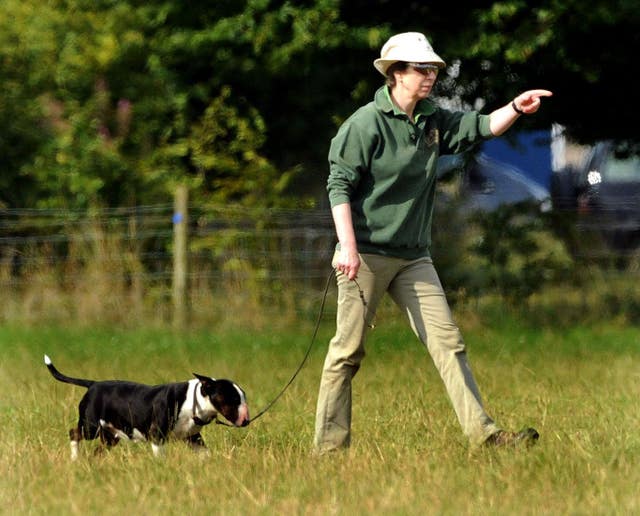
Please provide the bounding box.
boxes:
[44,355,94,389]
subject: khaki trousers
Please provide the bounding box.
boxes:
[314,253,500,451]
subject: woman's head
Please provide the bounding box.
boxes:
[384,61,440,87]
[374,32,445,77]
[390,63,440,101]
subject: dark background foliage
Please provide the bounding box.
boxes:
[1,0,638,209]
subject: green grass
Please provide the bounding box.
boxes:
[1,316,639,515]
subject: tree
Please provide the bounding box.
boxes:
[2,0,638,210]
[4,0,311,209]
[337,0,639,148]
[0,1,61,207]
[448,0,639,148]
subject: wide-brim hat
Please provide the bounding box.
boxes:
[373,32,446,76]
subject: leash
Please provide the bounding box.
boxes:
[249,268,337,423]
[216,268,367,427]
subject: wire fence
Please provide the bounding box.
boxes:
[0,203,337,327]
[1,199,639,327]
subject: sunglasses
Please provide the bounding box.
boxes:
[407,62,440,76]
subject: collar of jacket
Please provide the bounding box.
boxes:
[375,86,437,120]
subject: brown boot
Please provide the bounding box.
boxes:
[484,427,539,447]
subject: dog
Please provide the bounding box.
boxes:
[44,354,249,459]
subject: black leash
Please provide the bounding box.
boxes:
[216,268,367,427]
[249,268,337,423]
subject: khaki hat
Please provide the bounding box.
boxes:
[373,32,446,76]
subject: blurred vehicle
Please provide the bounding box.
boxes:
[437,152,551,214]
[551,141,640,249]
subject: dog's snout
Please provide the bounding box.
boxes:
[235,403,250,427]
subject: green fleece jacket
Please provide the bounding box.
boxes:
[327,86,494,259]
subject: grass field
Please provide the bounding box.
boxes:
[1,314,639,515]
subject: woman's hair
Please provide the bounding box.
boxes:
[385,62,408,87]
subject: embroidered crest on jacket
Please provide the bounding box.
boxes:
[425,128,439,147]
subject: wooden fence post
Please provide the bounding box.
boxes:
[172,185,188,329]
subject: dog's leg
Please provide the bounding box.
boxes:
[186,433,207,452]
[99,419,129,443]
[149,422,165,458]
[69,426,82,461]
[150,442,164,457]
[89,420,122,457]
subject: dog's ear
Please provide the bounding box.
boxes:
[193,373,216,386]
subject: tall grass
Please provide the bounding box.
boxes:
[0,214,334,329]
[1,315,638,515]
[4,205,640,330]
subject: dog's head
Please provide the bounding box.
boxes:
[193,374,250,427]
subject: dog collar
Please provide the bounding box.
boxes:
[192,415,210,426]
[192,382,216,426]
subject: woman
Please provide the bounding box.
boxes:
[314,32,552,453]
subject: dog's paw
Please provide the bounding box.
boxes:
[194,448,212,460]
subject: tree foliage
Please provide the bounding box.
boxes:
[0,0,638,210]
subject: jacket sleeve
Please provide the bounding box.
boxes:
[326,120,376,208]
[436,108,493,155]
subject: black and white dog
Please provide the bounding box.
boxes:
[44,355,249,459]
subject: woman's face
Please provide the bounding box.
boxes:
[393,64,439,100]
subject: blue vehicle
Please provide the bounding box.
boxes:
[437,152,551,214]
